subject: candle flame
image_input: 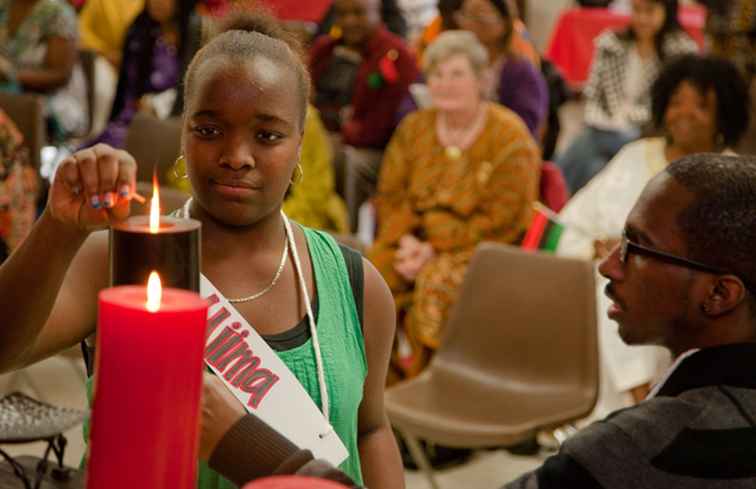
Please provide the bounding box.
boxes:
[149,169,160,234]
[146,271,162,312]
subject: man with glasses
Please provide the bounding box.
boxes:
[505,153,756,488]
[197,154,756,488]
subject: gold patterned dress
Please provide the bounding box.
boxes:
[367,104,540,380]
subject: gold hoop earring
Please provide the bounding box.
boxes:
[172,155,188,181]
[290,163,304,185]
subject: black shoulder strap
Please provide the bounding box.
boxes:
[338,244,364,331]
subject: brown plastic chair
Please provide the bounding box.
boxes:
[385,243,598,489]
[123,112,182,183]
[0,92,46,169]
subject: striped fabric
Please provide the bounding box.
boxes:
[521,204,565,252]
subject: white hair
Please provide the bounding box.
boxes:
[422,30,490,77]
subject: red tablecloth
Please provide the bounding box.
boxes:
[255,0,333,22]
[545,5,706,89]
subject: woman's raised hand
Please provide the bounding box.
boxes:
[49,144,137,231]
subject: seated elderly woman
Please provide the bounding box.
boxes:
[367,30,540,380]
[400,0,547,140]
[557,54,750,414]
[0,0,88,140]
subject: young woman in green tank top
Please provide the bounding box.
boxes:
[0,8,404,489]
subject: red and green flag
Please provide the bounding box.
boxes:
[521,203,565,253]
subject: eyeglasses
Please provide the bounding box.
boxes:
[619,231,730,274]
[454,11,503,26]
[619,232,755,294]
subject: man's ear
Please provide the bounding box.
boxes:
[701,276,748,317]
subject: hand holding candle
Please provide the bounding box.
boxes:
[110,171,201,291]
[50,145,138,231]
[89,170,204,487]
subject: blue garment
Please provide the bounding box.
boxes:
[555,126,639,194]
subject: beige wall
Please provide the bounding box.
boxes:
[526,0,575,52]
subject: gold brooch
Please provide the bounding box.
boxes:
[445,146,462,160]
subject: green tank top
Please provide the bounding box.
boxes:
[85,227,367,487]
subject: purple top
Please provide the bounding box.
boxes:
[496,56,548,137]
[396,56,549,138]
[85,37,180,149]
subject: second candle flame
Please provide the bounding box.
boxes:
[149,170,160,234]
[146,271,162,312]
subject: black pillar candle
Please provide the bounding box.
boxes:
[110,216,201,292]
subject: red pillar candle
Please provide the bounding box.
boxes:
[243,476,350,489]
[87,275,208,489]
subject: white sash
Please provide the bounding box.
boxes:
[201,275,348,465]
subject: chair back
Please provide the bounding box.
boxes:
[78,49,98,136]
[431,243,598,401]
[0,92,46,169]
[124,112,182,183]
[540,161,569,212]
